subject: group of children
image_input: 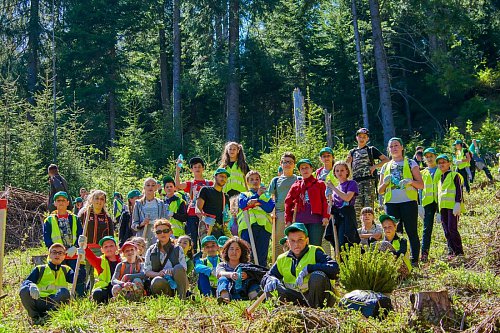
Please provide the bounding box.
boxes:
[22,133,494,321]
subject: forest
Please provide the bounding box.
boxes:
[0,0,499,194]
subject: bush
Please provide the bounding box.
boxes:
[339,243,401,294]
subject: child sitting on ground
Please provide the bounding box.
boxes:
[111,241,145,301]
[357,207,383,246]
[177,235,195,275]
[378,215,411,278]
[195,235,221,296]
[128,236,146,262]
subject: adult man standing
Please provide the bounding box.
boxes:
[197,168,231,239]
[261,223,339,308]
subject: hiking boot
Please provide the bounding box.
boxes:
[421,251,429,263]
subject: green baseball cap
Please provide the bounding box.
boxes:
[113,192,120,197]
[319,147,334,157]
[214,168,230,177]
[388,137,403,145]
[217,236,229,247]
[127,189,141,199]
[436,154,450,163]
[73,197,83,204]
[279,236,288,245]
[379,214,398,224]
[53,191,69,201]
[284,222,308,237]
[296,159,313,169]
[98,236,117,247]
[423,147,437,156]
[453,139,463,145]
[201,235,218,247]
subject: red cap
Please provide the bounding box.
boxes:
[0,199,7,210]
[120,241,138,252]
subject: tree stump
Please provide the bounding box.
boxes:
[410,290,454,326]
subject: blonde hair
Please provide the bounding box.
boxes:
[79,189,110,218]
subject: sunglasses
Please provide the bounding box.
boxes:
[50,251,65,255]
[281,160,294,165]
[155,229,171,235]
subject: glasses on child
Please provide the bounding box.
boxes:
[50,251,65,255]
[155,229,171,235]
[281,160,294,165]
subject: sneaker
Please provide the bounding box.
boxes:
[421,252,429,263]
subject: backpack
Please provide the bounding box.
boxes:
[340,290,393,318]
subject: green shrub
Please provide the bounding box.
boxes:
[339,243,401,293]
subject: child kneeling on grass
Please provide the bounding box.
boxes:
[111,241,145,301]
[378,215,412,278]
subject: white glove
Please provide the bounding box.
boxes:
[454,160,462,166]
[418,205,425,219]
[398,178,412,188]
[264,278,280,293]
[166,210,174,218]
[453,202,461,216]
[435,213,442,223]
[29,284,40,300]
[77,248,85,257]
[66,246,77,257]
[78,235,88,249]
[295,267,309,289]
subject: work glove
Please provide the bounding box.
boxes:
[264,277,280,293]
[453,202,461,216]
[203,216,216,226]
[78,235,87,249]
[295,267,309,289]
[398,178,412,189]
[418,205,425,219]
[166,210,174,218]
[77,248,85,258]
[29,284,40,300]
[435,213,442,224]
[453,160,462,166]
[66,246,77,257]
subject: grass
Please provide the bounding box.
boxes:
[1,173,499,332]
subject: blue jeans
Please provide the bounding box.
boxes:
[197,274,216,296]
[186,215,200,252]
[216,276,260,300]
[304,223,325,247]
[241,224,271,267]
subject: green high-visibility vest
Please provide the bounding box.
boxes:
[46,213,78,246]
[392,239,412,272]
[236,191,272,235]
[36,264,70,298]
[114,199,123,219]
[383,159,418,204]
[420,168,442,207]
[437,171,465,212]
[202,256,220,288]
[223,163,247,193]
[276,245,322,292]
[454,149,470,170]
[166,193,186,237]
[93,255,111,290]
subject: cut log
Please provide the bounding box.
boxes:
[410,290,453,325]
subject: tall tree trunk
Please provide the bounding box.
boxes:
[173,0,182,148]
[351,0,369,129]
[108,44,117,145]
[401,69,412,133]
[226,0,239,142]
[369,0,395,142]
[159,1,171,123]
[27,0,40,105]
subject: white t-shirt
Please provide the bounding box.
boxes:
[380,159,418,203]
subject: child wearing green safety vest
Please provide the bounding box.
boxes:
[111,241,145,301]
[42,191,85,296]
[379,215,412,278]
[452,140,472,193]
[238,170,275,267]
[436,154,465,260]
[82,235,121,303]
[163,176,188,238]
[113,192,124,222]
[219,142,249,197]
[19,243,85,320]
[419,148,443,262]
[195,235,221,296]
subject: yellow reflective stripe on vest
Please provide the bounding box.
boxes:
[438,172,464,211]
[223,163,247,193]
[383,159,418,204]
[236,192,272,235]
[421,168,442,206]
[48,214,78,245]
[392,240,411,272]
[93,255,111,290]
[203,256,220,287]
[114,200,123,218]
[37,265,69,297]
[167,194,186,237]
[276,245,322,292]
[455,150,470,169]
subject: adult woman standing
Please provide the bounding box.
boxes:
[144,219,188,298]
[132,178,167,246]
[378,138,424,266]
[216,237,262,303]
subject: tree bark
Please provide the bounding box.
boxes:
[108,44,117,145]
[27,0,40,105]
[369,0,395,142]
[159,1,171,123]
[226,0,239,142]
[410,290,453,326]
[173,0,182,148]
[351,0,369,129]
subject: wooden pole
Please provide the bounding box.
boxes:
[243,209,259,266]
[71,209,90,297]
[244,292,266,319]
[0,199,7,297]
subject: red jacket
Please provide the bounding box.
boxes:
[284,176,329,223]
